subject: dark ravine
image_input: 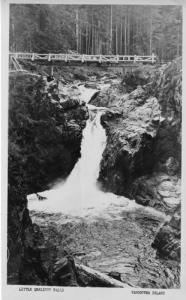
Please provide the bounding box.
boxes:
[91,58,181,261]
[8,59,181,287]
[7,66,127,287]
[8,73,88,284]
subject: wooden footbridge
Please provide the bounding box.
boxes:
[9,52,157,74]
[10,52,156,64]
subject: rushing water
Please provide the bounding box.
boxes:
[28,85,178,288]
[28,101,166,221]
[28,86,168,220]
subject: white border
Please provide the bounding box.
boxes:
[1,0,186,299]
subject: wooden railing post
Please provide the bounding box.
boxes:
[9,52,157,65]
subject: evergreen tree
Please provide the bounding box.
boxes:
[9,4,182,61]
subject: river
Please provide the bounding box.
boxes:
[28,82,179,288]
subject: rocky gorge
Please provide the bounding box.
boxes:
[8,72,89,284]
[91,59,181,262]
[8,59,181,288]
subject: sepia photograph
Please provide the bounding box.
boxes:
[1,0,184,296]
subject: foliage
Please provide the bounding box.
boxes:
[10,4,182,61]
[148,57,182,118]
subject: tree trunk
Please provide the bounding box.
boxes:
[75,264,132,288]
[127,9,130,55]
[75,8,79,52]
[86,25,88,54]
[92,16,94,54]
[120,19,122,54]
[79,27,81,53]
[115,23,118,54]
[149,8,153,54]
[124,15,127,55]
[110,5,113,54]
[177,24,179,57]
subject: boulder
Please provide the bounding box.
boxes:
[52,256,78,286]
[120,65,156,93]
[89,86,122,108]
[84,82,98,89]
[98,88,161,196]
[152,205,181,261]
[74,70,88,81]
[129,172,181,213]
[19,222,49,285]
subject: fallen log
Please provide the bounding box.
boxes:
[75,263,132,288]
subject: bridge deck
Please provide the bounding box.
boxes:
[10,52,156,64]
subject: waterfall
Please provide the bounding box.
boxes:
[64,111,106,193]
[28,106,121,215]
[28,89,167,221]
[27,86,173,289]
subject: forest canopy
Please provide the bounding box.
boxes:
[9,4,182,61]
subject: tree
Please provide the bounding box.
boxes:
[9,4,182,60]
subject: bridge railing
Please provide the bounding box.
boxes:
[9,53,156,64]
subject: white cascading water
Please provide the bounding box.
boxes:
[28,88,167,221]
[64,111,106,192]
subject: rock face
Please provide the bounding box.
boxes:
[93,59,181,262]
[8,73,88,284]
[152,205,181,261]
[90,84,122,108]
[128,59,181,213]
[96,59,181,214]
[9,75,88,193]
[129,172,181,212]
[98,86,161,196]
[120,64,156,93]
